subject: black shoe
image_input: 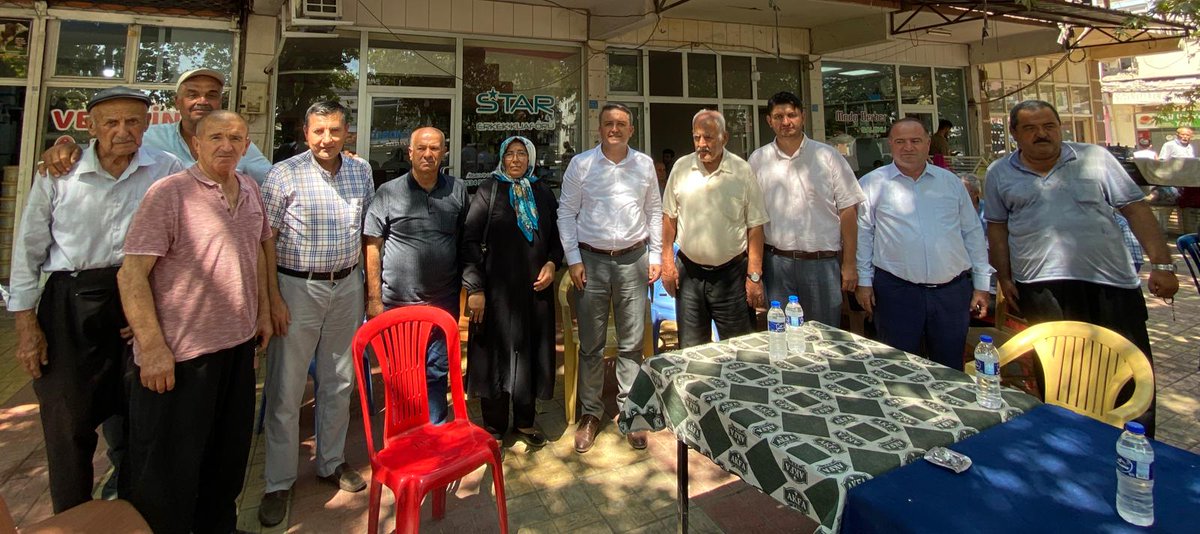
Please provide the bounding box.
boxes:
[514,427,548,448]
[317,462,367,492]
[258,489,290,527]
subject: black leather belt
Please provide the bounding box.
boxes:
[765,245,839,260]
[278,265,356,281]
[579,239,646,257]
[907,269,971,289]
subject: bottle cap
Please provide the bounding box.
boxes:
[1124,421,1146,435]
[979,335,993,343]
[770,300,781,308]
[788,295,799,303]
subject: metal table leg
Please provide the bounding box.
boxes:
[678,439,689,533]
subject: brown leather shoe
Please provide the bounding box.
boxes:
[574,414,601,453]
[626,430,648,450]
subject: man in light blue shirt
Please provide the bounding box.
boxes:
[39,68,272,184]
[856,118,991,369]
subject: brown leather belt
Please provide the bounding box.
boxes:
[765,245,839,260]
[579,239,646,257]
[278,265,356,281]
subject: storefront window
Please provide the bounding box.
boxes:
[757,58,801,99]
[608,51,641,94]
[724,104,754,160]
[367,35,455,88]
[822,61,896,174]
[898,66,933,105]
[722,55,752,99]
[43,88,177,149]
[462,41,581,189]
[1054,87,1069,111]
[0,19,30,78]
[55,21,126,78]
[688,53,717,98]
[1070,86,1091,115]
[935,68,968,155]
[273,34,360,162]
[137,27,234,84]
[649,51,683,97]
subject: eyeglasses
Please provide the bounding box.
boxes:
[504,151,529,160]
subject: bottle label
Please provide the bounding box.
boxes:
[1117,456,1154,481]
[787,316,803,327]
[974,359,1000,376]
[768,320,786,333]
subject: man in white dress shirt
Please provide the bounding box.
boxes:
[855,118,991,369]
[749,91,864,327]
[9,87,182,512]
[558,103,662,453]
[1158,127,1194,160]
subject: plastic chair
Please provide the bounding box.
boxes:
[350,306,507,534]
[1,495,151,534]
[558,278,653,424]
[1177,233,1199,369]
[969,321,1154,428]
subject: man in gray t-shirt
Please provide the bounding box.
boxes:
[985,100,1177,437]
[363,127,467,424]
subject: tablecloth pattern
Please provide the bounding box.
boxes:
[618,322,1040,533]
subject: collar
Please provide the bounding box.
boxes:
[302,150,343,180]
[885,162,934,182]
[769,135,806,160]
[74,140,155,181]
[1008,142,1079,175]
[690,151,732,177]
[597,145,636,166]
[187,164,249,192]
[405,171,448,192]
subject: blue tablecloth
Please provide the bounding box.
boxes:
[843,405,1200,533]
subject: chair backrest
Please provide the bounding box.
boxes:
[1177,233,1200,294]
[997,321,1154,427]
[350,306,465,459]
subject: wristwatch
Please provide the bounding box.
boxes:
[1151,263,1177,273]
[747,272,762,283]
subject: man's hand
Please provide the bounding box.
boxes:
[139,343,176,394]
[1148,269,1179,299]
[745,279,765,310]
[841,263,859,292]
[648,263,661,285]
[15,313,48,379]
[568,263,586,289]
[533,262,555,292]
[366,299,384,320]
[270,293,291,337]
[998,278,1021,313]
[38,143,83,177]
[256,312,274,353]
[467,292,485,324]
[661,261,679,297]
[970,290,989,319]
[855,286,875,316]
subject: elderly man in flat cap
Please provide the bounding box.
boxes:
[9,86,183,512]
[38,68,273,184]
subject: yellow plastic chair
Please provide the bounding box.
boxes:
[971,321,1154,428]
[557,277,653,424]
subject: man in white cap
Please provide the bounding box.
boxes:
[38,68,273,183]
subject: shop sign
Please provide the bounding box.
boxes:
[833,110,889,135]
[49,105,180,132]
[474,89,556,131]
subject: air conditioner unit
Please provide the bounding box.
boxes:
[297,0,341,20]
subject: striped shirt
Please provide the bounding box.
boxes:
[262,151,374,272]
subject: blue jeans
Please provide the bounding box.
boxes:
[425,330,449,424]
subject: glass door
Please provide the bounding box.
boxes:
[365,94,455,189]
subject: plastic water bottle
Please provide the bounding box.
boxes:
[767,300,786,362]
[973,335,1002,410]
[785,295,804,352]
[1116,421,1155,526]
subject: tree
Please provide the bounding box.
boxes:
[1137,1,1200,123]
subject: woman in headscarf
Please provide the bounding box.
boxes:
[463,136,562,446]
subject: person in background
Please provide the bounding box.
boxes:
[463,135,562,448]
[1133,138,1157,160]
[661,148,676,175]
[1160,126,1200,233]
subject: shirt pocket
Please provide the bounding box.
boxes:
[1068,179,1106,205]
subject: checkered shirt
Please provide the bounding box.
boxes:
[1115,213,1144,268]
[262,151,374,272]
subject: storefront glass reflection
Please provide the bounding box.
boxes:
[821,61,897,174]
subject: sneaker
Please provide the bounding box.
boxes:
[317,463,367,493]
[258,489,290,527]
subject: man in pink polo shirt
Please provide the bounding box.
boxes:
[117,110,273,534]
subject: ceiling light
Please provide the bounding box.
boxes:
[839,69,879,76]
[926,28,953,37]
[821,66,842,73]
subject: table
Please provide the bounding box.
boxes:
[618,322,1040,533]
[842,404,1200,534]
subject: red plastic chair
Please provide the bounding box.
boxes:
[350,306,508,534]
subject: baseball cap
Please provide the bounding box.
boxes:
[87,86,151,111]
[175,68,227,92]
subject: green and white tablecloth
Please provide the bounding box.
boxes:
[618,322,1040,533]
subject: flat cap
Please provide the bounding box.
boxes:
[87,86,151,111]
[176,68,227,92]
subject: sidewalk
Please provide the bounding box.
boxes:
[2,243,1199,532]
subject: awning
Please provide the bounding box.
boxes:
[49,0,247,17]
[891,0,1192,50]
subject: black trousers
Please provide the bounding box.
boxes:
[33,268,128,513]
[676,253,755,349]
[479,392,536,438]
[127,339,256,534]
[873,269,973,370]
[1016,279,1156,437]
